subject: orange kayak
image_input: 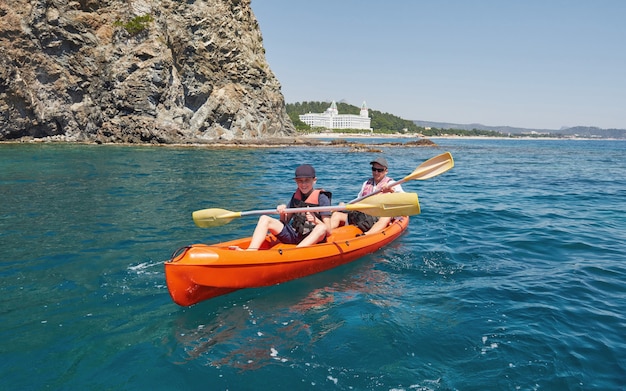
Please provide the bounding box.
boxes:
[165,216,409,306]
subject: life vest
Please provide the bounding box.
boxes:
[359,176,393,197]
[289,189,332,238]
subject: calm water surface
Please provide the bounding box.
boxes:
[1,139,625,390]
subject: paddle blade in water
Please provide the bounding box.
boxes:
[192,208,243,228]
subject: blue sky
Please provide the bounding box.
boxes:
[251,1,625,130]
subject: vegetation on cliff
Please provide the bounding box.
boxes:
[113,14,154,36]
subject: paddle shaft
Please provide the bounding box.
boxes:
[192,192,420,228]
[349,178,406,204]
[240,194,414,217]
[240,205,360,217]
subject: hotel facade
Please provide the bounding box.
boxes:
[299,101,372,130]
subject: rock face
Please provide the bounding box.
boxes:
[0,0,295,143]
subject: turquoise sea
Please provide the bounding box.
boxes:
[1,138,625,390]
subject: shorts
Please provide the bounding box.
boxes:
[276,223,300,244]
[347,211,379,232]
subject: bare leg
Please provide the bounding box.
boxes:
[297,224,328,247]
[364,217,392,235]
[247,215,285,250]
[330,211,348,230]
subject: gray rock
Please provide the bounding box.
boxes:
[0,0,295,143]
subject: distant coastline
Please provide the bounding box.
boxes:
[299,131,620,141]
[301,132,417,139]
[1,132,621,149]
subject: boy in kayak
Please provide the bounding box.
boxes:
[330,156,404,235]
[241,164,332,250]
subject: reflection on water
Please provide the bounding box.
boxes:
[168,237,470,375]
[169,252,404,370]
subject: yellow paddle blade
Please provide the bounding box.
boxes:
[347,192,420,217]
[192,208,243,228]
[405,151,454,181]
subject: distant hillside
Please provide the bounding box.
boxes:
[413,120,626,139]
[554,126,626,139]
[286,101,626,139]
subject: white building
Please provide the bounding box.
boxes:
[299,101,372,130]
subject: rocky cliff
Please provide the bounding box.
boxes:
[0,0,295,143]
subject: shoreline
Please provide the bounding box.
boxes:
[300,132,618,141]
[0,133,620,147]
[301,132,418,139]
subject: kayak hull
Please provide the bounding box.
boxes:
[165,216,409,306]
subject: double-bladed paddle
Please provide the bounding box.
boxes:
[193,192,420,228]
[349,151,454,204]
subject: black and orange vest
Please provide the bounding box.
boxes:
[289,189,332,237]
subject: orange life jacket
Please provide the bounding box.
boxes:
[289,189,332,237]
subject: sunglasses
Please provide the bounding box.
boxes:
[371,167,386,173]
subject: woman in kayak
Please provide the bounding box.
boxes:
[240,164,332,250]
[330,156,404,235]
